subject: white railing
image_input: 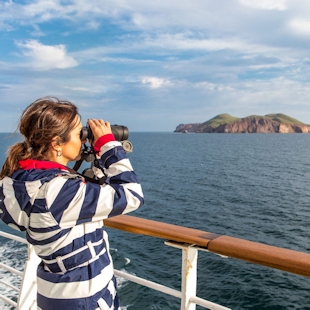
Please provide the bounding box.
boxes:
[114,241,230,310]
[1,214,310,309]
[0,230,230,310]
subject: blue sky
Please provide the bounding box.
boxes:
[1,0,310,132]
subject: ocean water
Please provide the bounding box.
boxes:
[0,132,309,309]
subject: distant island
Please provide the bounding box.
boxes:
[174,113,310,133]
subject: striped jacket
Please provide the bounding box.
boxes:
[0,140,144,310]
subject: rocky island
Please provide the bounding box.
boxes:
[174,113,310,133]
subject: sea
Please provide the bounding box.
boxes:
[0,132,309,310]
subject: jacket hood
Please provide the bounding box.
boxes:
[0,160,68,231]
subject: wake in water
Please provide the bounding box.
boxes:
[0,242,133,310]
[0,240,27,310]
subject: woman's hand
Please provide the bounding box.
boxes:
[87,119,112,144]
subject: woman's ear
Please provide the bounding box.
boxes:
[50,136,61,151]
[46,136,63,161]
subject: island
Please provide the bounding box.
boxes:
[174,114,310,133]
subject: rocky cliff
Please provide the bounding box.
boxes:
[175,115,310,133]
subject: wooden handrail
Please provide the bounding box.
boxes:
[104,215,310,278]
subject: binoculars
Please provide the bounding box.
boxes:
[80,125,132,153]
[80,125,129,142]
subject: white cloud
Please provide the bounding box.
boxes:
[0,1,117,26]
[72,32,278,64]
[238,0,287,11]
[64,86,93,92]
[3,0,310,131]
[141,33,264,54]
[141,76,172,89]
[15,40,78,70]
[288,18,310,36]
[0,1,285,33]
[30,24,45,37]
[86,20,101,30]
[23,0,69,21]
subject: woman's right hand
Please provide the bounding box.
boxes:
[87,119,112,145]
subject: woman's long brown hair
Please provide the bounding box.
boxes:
[0,96,79,178]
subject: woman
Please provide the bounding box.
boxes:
[0,97,144,310]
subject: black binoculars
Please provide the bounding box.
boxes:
[80,125,129,142]
[74,124,132,181]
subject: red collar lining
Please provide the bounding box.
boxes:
[19,159,69,171]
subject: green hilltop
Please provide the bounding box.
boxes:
[203,113,306,127]
[265,113,305,125]
[202,114,240,128]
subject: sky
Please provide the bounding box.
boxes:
[2,0,310,132]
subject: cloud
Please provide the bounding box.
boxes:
[238,0,287,11]
[141,76,172,89]
[0,1,287,33]
[85,20,101,30]
[140,33,271,54]
[288,18,310,36]
[3,0,310,131]
[72,32,280,67]
[15,40,78,70]
[0,1,119,29]
[30,24,45,37]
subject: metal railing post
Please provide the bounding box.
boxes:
[165,241,230,310]
[181,245,197,310]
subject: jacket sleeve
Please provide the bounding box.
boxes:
[45,141,144,229]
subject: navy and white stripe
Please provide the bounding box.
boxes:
[0,141,144,310]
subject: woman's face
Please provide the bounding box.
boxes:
[58,116,84,165]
